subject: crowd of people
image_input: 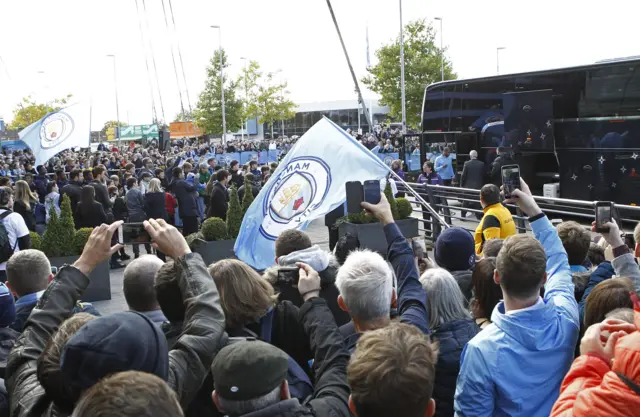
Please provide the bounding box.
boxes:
[0,135,637,416]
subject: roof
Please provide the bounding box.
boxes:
[295,99,389,114]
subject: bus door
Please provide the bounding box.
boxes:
[421,131,477,184]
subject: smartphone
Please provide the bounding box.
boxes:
[501,165,521,199]
[50,266,58,275]
[595,201,613,233]
[346,181,364,214]
[363,180,381,205]
[277,266,300,286]
[118,223,152,245]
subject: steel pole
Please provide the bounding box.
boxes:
[108,55,121,143]
[399,0,407,134]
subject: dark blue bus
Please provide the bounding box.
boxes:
[421,57,640,206]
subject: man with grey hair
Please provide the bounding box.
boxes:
[123,255,167,324]
[7,249,99,332]
[460,149,485,219]
[336,193,429,351]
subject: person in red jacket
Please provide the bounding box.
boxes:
[165,192,177,225]
[550,294,640,416]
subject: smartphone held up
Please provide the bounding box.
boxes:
[501,165,521,199]
[594,201,613,233]
[345,179,381,215]
[118,223,152,245]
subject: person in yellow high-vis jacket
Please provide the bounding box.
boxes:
[474,184,516,255]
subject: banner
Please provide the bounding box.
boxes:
[18,102,91,166]
[170,121,202,138]
[235,117,389,270]
[118,124,158,141]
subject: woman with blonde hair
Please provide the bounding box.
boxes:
[13,180,38,231]
[208,259,311,373]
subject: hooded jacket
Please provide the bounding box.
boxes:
[264,246,351,327]
[550,299,640,416]
[454,215,580,417]
[6,252,225,417]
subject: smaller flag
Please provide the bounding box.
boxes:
[18,102,90,167]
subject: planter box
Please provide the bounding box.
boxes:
[49,256,111,302]
[194,239,236,266]
[339,218,419,256]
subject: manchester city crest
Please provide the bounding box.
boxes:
[384,156,394,167]
[40,112,74,149]
[260,157,331,240]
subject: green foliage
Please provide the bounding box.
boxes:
[334,211,379,229]
[42,195,76,258]
[194,49,244,135]
[185,232,205,249]
[396,197,413,220]
[226,185,243,239]
[8,94,73,130]
[29,232,42,251]
[101,120,128,141]
[243,62,296,138]
[385,182,399,220]
[73,228,94,255]
[201,217,228,241]
[242,176,255,214]
[362,19,456,128]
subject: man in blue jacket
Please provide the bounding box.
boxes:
[434,147,455,186]
[454,178,579,417]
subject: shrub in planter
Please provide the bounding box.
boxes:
[201,217,228,241]
[242,176,255,214]
[29,232,42,251]
[396,197,413,220]
[73,228,94,255]
[384,182,399,220]
[226,185,242,239]
[185,232,205,249]
[42,195,75,258]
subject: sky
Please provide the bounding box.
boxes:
[0,0,639,131]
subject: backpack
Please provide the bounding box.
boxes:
[233,309,314,403]
[0,211,17,264]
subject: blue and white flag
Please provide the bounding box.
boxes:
[18,102,90,166]
[235,117,390,270]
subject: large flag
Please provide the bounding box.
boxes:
[18,102,90,166]
[235,117,390,270]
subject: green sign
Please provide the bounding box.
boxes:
[117,124,159,140]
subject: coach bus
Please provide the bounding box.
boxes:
[420,57,640,206]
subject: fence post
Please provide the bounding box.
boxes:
[425,185,442,241]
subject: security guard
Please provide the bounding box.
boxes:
[474,184,516,254]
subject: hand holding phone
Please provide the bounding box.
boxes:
[276,266,300,286]
[363,180,381,205]
[119,223,152,245]
[594,202,614,233]
[501,165,521,199]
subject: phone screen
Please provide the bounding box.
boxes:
[346,181,364,214]
[363,180,381,205]
[596,204,612,231]
[502,166,521,198]
[119,223,151,245]
[277,267,300,286]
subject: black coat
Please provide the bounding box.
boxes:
[432,318,480,417]
[90,181,112,218]
[144,192,168,221]
[75,201,107,228]
[206,183,228,220]
[460,159,486,190]
[490,154,515,187]
[112,196,128,222]
[12,201,35,232]
[237,183,259,202]
[172,179,198,217]
[60,181,83,214]
[229,169,243,189]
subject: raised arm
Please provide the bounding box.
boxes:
[362,194,429,334]
[144,219,226,409]
[596,220,640,294]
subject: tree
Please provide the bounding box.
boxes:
[243,63,296,138]
[102,120,128,141]
[226,185,242,239]
[173,110,194,122]
[8,94,72,130]
[362,19,456,129]
[194,49,244,135]
[242,176,255,214]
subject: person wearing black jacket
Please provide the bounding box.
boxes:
[6,219,227,417]
[60,170,83,216]
[490,146,515,187]
[109,185,130,261]
[211,263,351,417]
[229,160,243,189]
[33,166,49,204]
[90,166,112,220]
[171,166,198,236]
[207,170,230,220]
[144,179,168,221]
[75,186,107,229]
[237,173,260,202]
[460,150,485,219]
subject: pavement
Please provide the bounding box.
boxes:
[91,218,332,316]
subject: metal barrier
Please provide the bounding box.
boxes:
[396,181,640,243]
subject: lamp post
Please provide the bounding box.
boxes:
[434,17,444,81]
[106,55,121,143]
[496,46,506,75]
[211,25,227,144]
[398,0,407,134]
[240,56,249,141]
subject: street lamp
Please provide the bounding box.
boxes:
[434,17,444,81]
[398,0,407,134]
[496,47,506,75]
[106,55,121,143]
[240,56,249,141]
[211,25,227,145]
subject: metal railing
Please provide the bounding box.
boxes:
[396,181,640,242]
